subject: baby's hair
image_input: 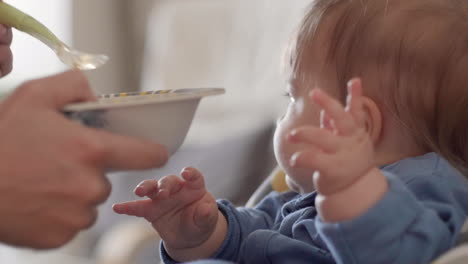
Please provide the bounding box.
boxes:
[288,0,468,176]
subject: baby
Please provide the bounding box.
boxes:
[113,0,468,263]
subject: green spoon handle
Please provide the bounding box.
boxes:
[0,1,62,50]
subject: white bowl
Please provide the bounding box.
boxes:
[64,88,225,154]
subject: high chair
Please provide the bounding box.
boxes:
[93,168,468,264]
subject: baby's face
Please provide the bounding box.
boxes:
[274,80,319,193]
[274,9,343,193]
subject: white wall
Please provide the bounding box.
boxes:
[141,0,311,145]
[71,0,156,96]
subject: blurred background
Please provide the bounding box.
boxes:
[0,0,310,263]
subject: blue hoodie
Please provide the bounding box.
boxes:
[161,153,468,264]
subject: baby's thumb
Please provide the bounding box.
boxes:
[193,201,218,230]
[181,167,206,190]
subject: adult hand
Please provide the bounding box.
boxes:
[0,7,13,77]
[0,70,169,248]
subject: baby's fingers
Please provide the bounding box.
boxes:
[320,110,334,131]
[290,150,333,173]
[346,78,365,126]
[157,175,185,199]
[310,89,354,135]
[134,179,158,198]
[181,167,206,190]
[113,199,154,218]
[288,126,339,153]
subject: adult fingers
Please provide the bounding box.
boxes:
[90,129,169,170]
[17,70,96,109]
[0,25,13,45]
[0,44,12,77]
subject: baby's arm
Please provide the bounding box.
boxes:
[114,166,294,263]
[289,79,388,222]
[316,172,466,264]
[288,79,466,263]
[113,167,227,262]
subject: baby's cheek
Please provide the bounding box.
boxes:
[275,143,300,187]
[274,127,316,193]
[273,127,291,168]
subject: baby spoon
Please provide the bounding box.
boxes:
[0,1,108,70]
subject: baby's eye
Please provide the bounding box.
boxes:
[283,92,295,102]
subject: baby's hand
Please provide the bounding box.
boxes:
[113,167,219,251]
[288,79,375,195]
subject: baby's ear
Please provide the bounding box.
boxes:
[361,97,382,145]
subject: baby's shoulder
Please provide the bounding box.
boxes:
[382,153,468,200]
